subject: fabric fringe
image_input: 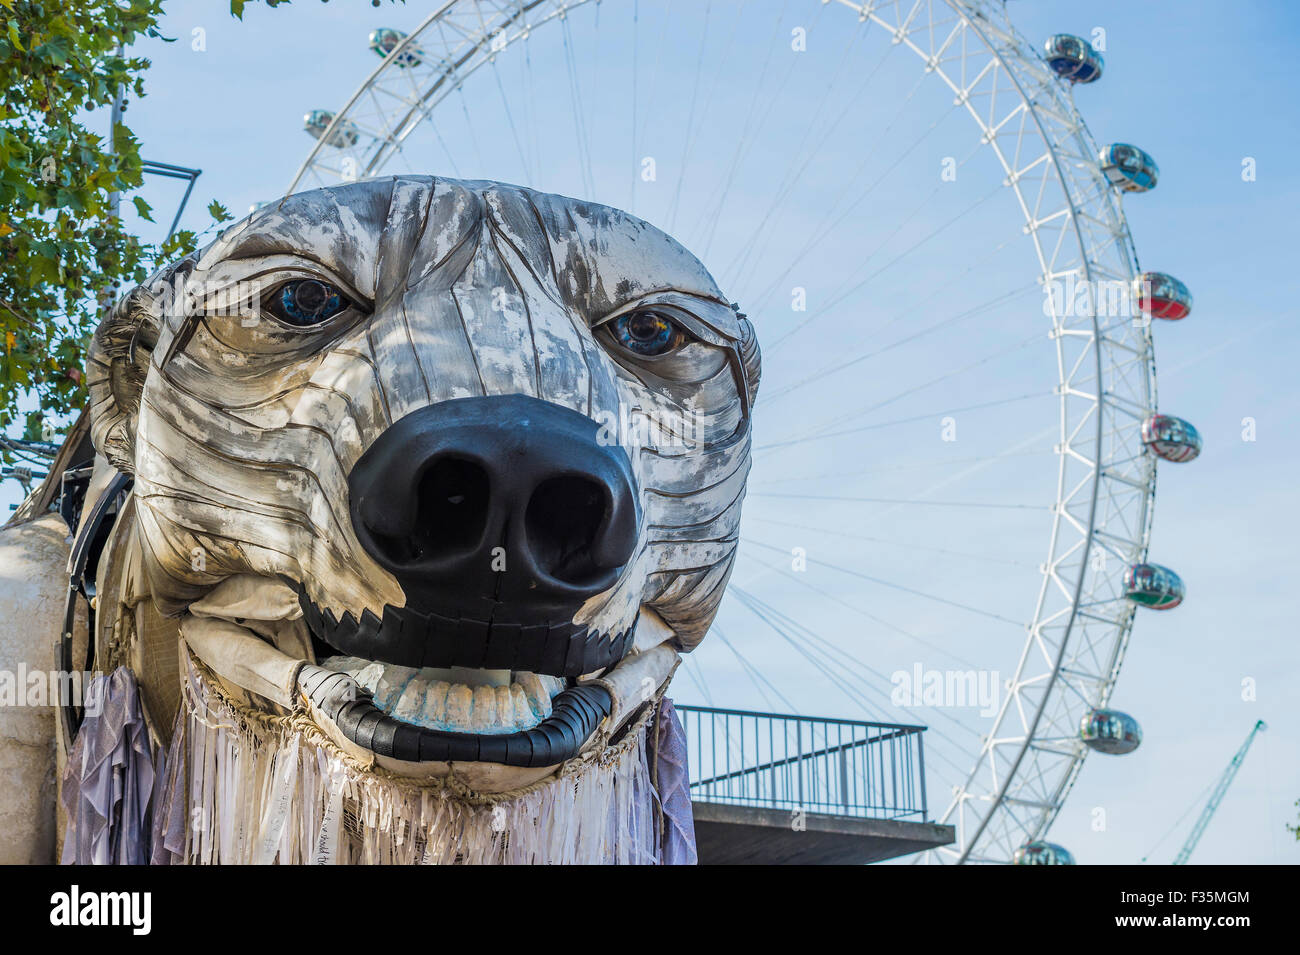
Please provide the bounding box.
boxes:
[167,654,660,864]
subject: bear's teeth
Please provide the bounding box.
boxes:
[318,657,566,734]
[471,685,498,731]
[423,680,451,724]
[352,662,385,695]
[516,672,555,720]
[445,685,473,727]
[510,684,530,724]
[373,666,418,709]
[496,685,516,727]
[392,676,429,723]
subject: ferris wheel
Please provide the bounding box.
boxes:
[286,0,1201,865]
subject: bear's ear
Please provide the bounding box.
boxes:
[737,314,761,410]
[86,284,161,474]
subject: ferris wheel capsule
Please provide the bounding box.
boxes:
[1124,563,1184,610]
[1044,34,1103,83]
[303,110,360,149]
[369,28,423,67]
[1135,271,1192,320]
[1080,708,1142,754]
[1142,414,1202,463]
[1099,143,1159,193]
[1013,841,1076,865]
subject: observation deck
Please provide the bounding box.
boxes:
[678,706,954,865]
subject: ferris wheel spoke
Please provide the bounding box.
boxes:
[758,392,1047,451]
[456,85,492,176]
[490,61,534,183]
[629,0,678,207]
[679,653,716,706]
[558,16,596,198]
[748,99,961,314]
[752,444,1053,483]
[696,0,835,258]
[585,0,604,175]
[627,0,638,209]
[757,330,1045,450]
[1052,669,1105,712]
[666,0,759,235]
[742,536,1028,627]
[759,284,1040,408]
[762,133,986,316]
[745,514,1038,571]
[730,60,932,304]
[711,622,801,714]
[748,493,1041,511]
[1057,662,1110,692]
[510,28,542,187]
[727,572,1013,769]
[719,10,902,287]
[730,585,893,724]
[819,179,1009,321]
[727,585,984,778]
[733,540,989,670]
[730,585,983,755]
[757,226,1023,376]
[719,14,877,287]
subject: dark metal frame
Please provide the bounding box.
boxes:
[677,705,930,821]
[141,159,202,240]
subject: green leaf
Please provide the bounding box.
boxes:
[0,0,312,441]
[33,34,72,67]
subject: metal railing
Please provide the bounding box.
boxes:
[676,706,929,821]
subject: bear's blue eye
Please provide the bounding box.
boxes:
[269,279,348,326]
[611,309,687,356]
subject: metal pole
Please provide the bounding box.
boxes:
[107,44,124,221]
[917,729,929,819]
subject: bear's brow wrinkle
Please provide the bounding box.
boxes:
[522,190,563,289]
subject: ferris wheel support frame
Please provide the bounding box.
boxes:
[288,0,1159,865]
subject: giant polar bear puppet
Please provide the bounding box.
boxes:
[0,176,759,864]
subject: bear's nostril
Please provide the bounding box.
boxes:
[349,395,639,615]
[371,457,489,564]
[525,475,613,586]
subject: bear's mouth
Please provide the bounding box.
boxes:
[296,658,614,767]
[296,588,637,678]
[291,587,638,767]
[181,575,665,771]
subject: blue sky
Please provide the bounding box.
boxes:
[6,0,1297,865]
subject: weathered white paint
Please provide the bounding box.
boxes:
[0,512,75,863]
[5,177,759,860]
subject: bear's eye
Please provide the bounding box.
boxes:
[610,309,689,357]
[266,278,350,327]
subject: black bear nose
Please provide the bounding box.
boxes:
[348,395,639,616]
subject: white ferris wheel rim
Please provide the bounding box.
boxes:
[287,0,1159,865]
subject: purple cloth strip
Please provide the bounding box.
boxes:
[650,697,698,865]
[60,666,160,865]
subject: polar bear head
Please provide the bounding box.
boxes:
[87,176,759,772]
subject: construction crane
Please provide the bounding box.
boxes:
[1172,719,1267,865]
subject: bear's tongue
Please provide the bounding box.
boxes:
[318,656,565,735]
